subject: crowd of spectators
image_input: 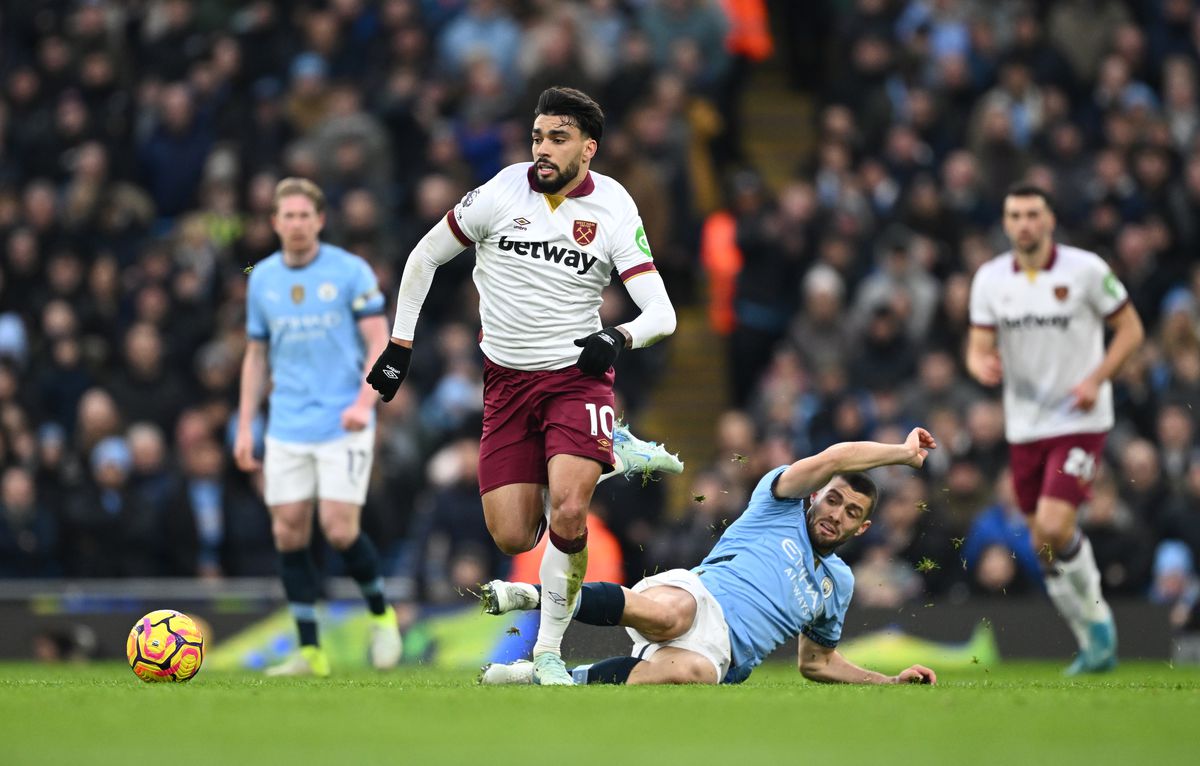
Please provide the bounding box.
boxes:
[0,1,1197,627]
[701,0,1200,627]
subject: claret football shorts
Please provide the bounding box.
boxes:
[1008,431,1107,515]
[477,357,616,495]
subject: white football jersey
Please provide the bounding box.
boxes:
[969,244,1130,443]
[446,163,657,370]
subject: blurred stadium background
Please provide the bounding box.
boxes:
[0,0,1198,667]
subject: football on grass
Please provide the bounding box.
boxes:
[126,609,205,682]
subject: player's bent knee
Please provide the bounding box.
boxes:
[323,526,358,551]
[638,657,710,686]
[686,661,719,684]
[1032,517,1073,552]
[549,495,588,525]
[271,521,309,551]
[490,527,536,556]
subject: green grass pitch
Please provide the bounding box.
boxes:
[1,661,1196,765]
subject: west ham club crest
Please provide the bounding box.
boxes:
[573,220,597,246]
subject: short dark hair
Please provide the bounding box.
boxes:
[833,471,879,517]
[1004,183,1055,214]
[535,87,604,142]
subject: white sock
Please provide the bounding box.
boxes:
[1058,535,1113,625]
[1044,567,1090,652]
[532,532,588,657]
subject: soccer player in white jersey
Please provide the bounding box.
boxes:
[478,429,939,687]
[366,87,682,685]
[967,184,1144,674]
[235,178,403,677]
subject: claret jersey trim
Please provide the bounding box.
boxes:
[620,263,657,282]
[1011,244,1058,272]
[1103,297,1131,320]
[445,210,472,247]
[525,166,596,198]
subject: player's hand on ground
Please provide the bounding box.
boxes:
[573,327,625,377]
[896,665,937,685]
[366,340,413,402]
[904,427,937,468]
[341,402,373,431]
[1070,377,1100,411]
[233,427,260,472]
[969,351,1003,387]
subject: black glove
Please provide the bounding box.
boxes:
[366,341,413,402]
[573,327,624,377]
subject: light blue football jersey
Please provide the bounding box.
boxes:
[696,466,855,684]
[245,243,385,443]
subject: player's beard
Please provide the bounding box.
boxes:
[533,157,581,194]
[1013,231,1046,256]
[807,514,846,553]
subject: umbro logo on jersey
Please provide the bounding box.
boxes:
[513,218,531,226]
[497,236,598,275]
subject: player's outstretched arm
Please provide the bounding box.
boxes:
[798,635,936,685]
[367,219,466,401]
[774,428,937,499]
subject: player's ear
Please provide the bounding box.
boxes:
[583,137,597,163]
[854,519,872,537]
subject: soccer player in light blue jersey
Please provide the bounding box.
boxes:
[235,178,401,677]
[480,428,939,686]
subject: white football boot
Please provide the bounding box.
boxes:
[531,652,575,686]
[479,659,535,685]
[613,422,684,478]
[480,580,540,615]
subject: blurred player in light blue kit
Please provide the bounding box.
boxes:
[480,429,940,686]
[235,178,401,676]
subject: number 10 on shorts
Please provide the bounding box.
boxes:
[585,402,615,437]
